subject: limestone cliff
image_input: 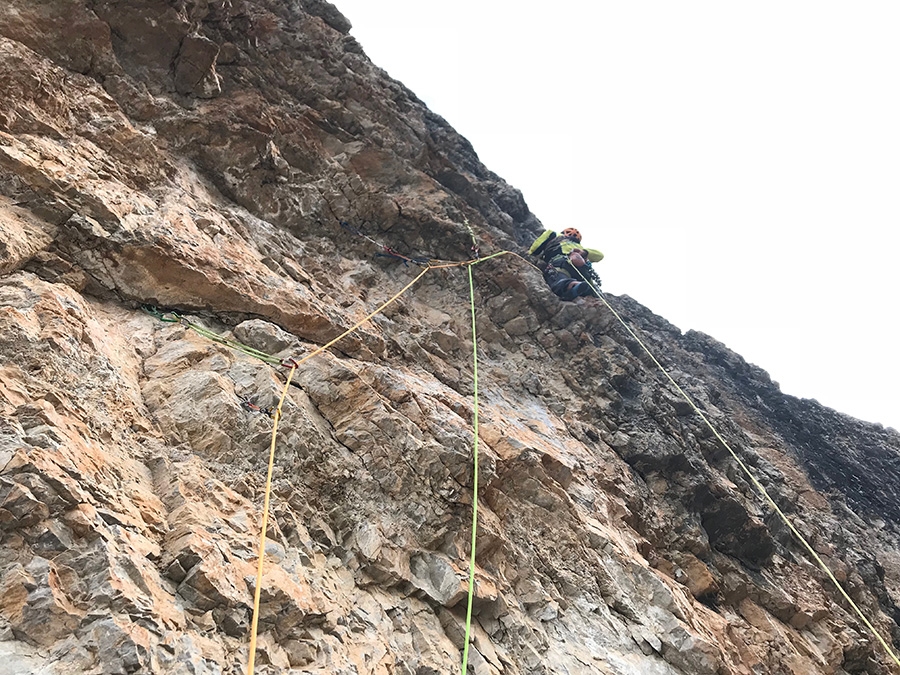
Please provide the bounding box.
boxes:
[1,2,899,674]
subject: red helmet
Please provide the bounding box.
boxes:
[561,227,582,242]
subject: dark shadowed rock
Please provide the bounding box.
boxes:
[174,34,221,97]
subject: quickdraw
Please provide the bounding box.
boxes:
[240,397,275,417]
[374,247,430,267]
[141,304,181,323]
[340,219,480,267]
[340,221,430,267]
[463,218,480,259]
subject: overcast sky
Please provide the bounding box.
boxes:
[334,1,900,430]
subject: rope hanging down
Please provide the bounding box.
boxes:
[247,362,297,675]
[460,264,482,675]
[246,256,497,675]
[243,265,432,675]
[573,269,900,669]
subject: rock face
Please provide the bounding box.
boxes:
[1,2,899,674]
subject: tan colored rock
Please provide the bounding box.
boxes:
[0,559,84,646]
[0,197,55,276]
[673,552,720,600]
[409,551,467,607]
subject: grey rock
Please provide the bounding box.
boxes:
[174,35,221,98]
[233,318,297,355]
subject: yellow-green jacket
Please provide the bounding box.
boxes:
[529,230,603,277]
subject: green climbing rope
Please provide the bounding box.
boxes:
[461,264,481,675]
[142,305,284,366]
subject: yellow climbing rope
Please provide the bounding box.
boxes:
[427,249,511,269]
[247,362,296,675]
[574,269,900,669]
[245,265,432,674]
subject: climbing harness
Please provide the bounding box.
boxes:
[527,230,602,292]
[572,267,900,669]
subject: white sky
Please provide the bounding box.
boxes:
[333,1,900,430]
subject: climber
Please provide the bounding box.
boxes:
[528,228,603,301]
